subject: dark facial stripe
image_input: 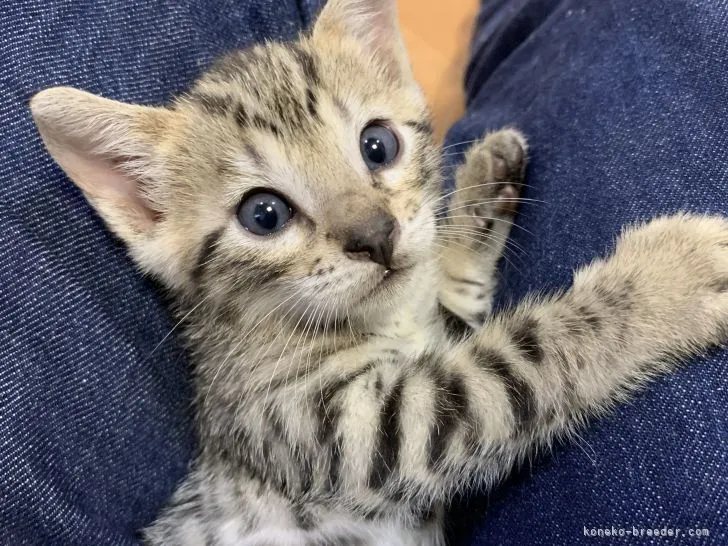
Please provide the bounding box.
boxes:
[405,119,434,137]
[427,372,469,468]
[368,378,405,489]
[512,317,543,364]
[244,142,264,167]
[438,302,473,340]
[215,258,287,288]
[273,93,292,127]
[473,347,536,431]
[332,96,350,120]
[291,44,320,86]
[192,228,224,282]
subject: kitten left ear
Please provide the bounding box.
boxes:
[312,0,413,79]
[30,87,176,248]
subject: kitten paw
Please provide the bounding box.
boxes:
[594,213,728,353]
[452,128,527,225]
[437,129,529,326]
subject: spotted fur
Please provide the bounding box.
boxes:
[30,0,728,544]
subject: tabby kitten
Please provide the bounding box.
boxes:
[30,0,728,544]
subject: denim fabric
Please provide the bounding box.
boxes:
[0,2,306,544]
[445,0,728,544]
[2,0,726,545]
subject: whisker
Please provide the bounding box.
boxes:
[263,296,318,406]
[443,197,547,217]
[225,282,309,384]
[435,228,528,262]
[435,232,525,274]
[283,298,321,411]
[447,196,547,209]
[203,287,303,409]
[420,182,518,210]
[440,138,482,152]
[442,214,535,237]
[143,296,209,362]
[231,292,309,426]
[290,300,325,441]
[317,304,338,432]
[428,196,547,219]
[426,180,541,209]
[345,303,358,346]
[571,429,598,466]
[436,225,529,253]
[305,302,329,389]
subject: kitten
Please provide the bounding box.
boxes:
[30,0,728,544]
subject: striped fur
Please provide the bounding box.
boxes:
[29,0,728,544]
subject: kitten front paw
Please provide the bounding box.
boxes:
[452,128,527,226]
[437,129,529,327]
[591,213,728,355]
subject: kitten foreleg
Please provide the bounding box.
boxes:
[329,214,728,517]
[438,129,527,325]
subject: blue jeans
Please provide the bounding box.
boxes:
[446,0,728,543]
[0,0,725,544]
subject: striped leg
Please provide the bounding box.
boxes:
[326,214,728,518]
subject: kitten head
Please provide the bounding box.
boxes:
[30,0,440,328]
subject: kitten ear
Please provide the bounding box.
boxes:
[312,0,412,79]
[30,87,175,245]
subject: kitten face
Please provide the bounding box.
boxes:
[30,0,440,326]
[171,40,438,322]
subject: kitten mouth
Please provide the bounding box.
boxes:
[379,265,412,285]
[360,264,414,301]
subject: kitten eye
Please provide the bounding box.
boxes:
[360,122,400,171]
[237,191,293,236]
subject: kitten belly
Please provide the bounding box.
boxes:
[148,468,446,546]
[234,519,445,546]
[178,511,445,546]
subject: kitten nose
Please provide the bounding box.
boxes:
[343,211,398,268]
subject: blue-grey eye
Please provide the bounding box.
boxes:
[360,123,400,170]
[237,192,293,235]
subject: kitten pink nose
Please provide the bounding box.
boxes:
[343,211,399,268]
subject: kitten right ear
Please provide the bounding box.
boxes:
[30,87,176,247]
[312,0,413,80]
